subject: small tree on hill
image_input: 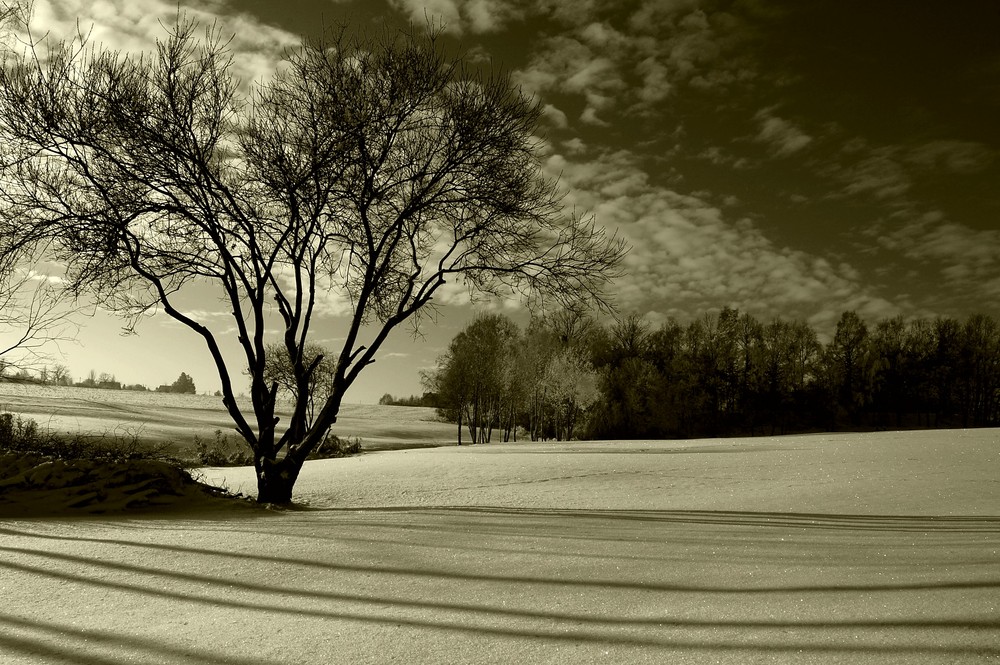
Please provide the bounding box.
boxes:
[0,15,626,502]
[172,372,196,395]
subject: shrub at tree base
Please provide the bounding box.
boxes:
[0,412,241,515]
[194,430,255,467]
[307,434,362,460]
[194,429,362,466]
[0,453,231,516]
[0,412,176,463]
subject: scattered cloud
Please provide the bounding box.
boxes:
[906,140,994,174]
[830,146,911,203]
[538,0,600,27]
[24,270,64,285]
[879,211,1000,301]
[697,146,753,169]
[514,34,626,125]
[635,55,672,104]
[513,2,757,123]
[627,0,700,34]
[544,149,899,331]
[561,137,588,155]
[22,0,298,87]
[824,137,995,210]
[754,108,813,157]
[541,103,569,129]
[388,0,461,30]
[176,308,233,320]
[15,0,997,347]
[386,0,526,35]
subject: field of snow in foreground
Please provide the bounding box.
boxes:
[2,429,998,663]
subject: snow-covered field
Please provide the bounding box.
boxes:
[0,383,455,452]
[2,429,998,663]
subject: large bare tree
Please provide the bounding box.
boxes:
[0,16,626,502]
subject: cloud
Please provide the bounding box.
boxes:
[561,137,588,155]
[540,103,569,129]
[697,146,753,169]
[579,105,610,127]
[831,146,911,202]
[512,3,757,124]
[754,108,813,157]
[538,0,600,26]
[514,35,626,125]
[23,270,64,285]
[22,0,298,87]
[635,56,672,104]
[388,0,461,30]
[387,0,525,35]
[825,137,995,208]
[879,211,1000,301]
[544,149,900,331]
[906,140,995,174]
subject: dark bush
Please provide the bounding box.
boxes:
[0,411,177,464]
[193,429,255,466]
[308,434,362,460]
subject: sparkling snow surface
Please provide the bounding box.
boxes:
[2,430,998,663]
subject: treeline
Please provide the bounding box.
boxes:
[0,366,197,394]
[425,312,602,444]
[378,393,438,407]
[426,308,1000,442]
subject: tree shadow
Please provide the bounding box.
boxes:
[425,507,1000,533]
[0,612,285,665]
[1,553,997,658]
[2,508,998,660]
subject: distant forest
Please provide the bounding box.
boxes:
[426,308,1000,443]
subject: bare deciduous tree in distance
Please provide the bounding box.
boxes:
[0,15,627,502]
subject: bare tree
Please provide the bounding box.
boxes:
[435,313,520,445]
[0,230,78,372]
[50,363,71,385]
[0,17,626,502]
[261,342,335,427]
[540,346,599,440]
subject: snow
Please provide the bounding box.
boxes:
[0,454,232,517]
[0,383,454,452]
[1,429,998,663]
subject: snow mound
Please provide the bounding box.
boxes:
[0,453,235,516]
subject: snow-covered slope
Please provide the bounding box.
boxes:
[2,429,998,664]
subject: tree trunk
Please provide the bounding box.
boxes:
[256,456,304,504]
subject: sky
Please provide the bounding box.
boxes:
[3,0,1000,403]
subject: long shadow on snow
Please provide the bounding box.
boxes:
[0,550,997,658]
[3,508,999,658]
[0,612,285,665]
[1,528,997,596]
[420,507,1000,533]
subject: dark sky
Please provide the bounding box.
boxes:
[267,0,1000,331]
[19,0,1000,399]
